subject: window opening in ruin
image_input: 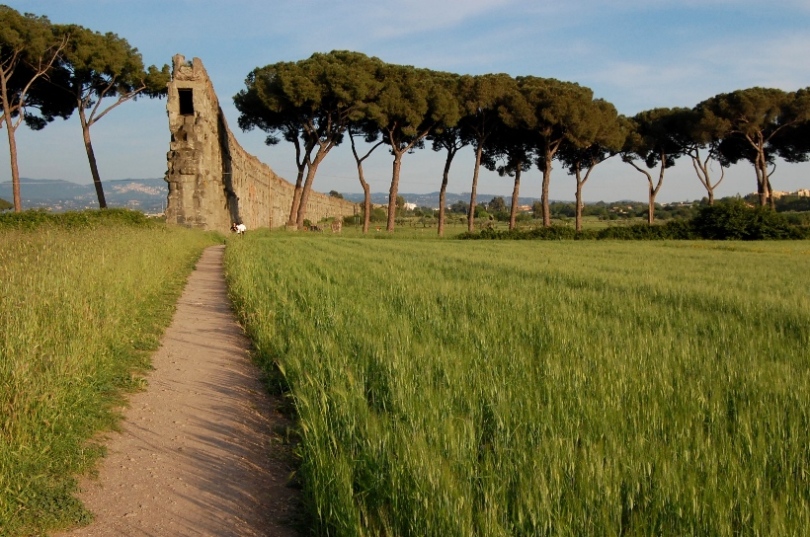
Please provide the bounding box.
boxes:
[178,89,194,116]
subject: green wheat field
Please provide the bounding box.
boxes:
[225,233,810,537]
[2,218,809,536]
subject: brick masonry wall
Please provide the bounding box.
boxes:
[164,55,358,233]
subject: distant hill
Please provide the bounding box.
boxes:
[0,179,541,214]
[0,178,168,213]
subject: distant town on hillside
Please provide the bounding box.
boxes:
[0,178,169,214]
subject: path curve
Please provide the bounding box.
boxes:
[56,245,300,537]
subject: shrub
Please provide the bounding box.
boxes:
[692,200,808,240]
[596,220,695,240]
[460,207,809,242]
[784,212,810,226]
[343,214,361,226]
[460,225,596,240]
[369,207,387,222]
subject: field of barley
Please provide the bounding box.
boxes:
[225,232,810,537]
[0,213,219,536]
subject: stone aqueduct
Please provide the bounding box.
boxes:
[164,55,358,233]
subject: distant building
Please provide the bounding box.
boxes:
[761,189,809,199]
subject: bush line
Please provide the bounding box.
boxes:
[459,201,810,241]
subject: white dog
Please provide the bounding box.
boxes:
[231,222,247,235]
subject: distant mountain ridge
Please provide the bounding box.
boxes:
[0,178,539,213]
[0,178,168,213]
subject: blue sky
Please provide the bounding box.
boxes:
[2,0,809,203]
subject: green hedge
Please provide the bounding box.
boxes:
[0,208,157,230]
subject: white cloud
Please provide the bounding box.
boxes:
[579,27,810,114]
[700,33,810,92]
[584,61,708,113]
[355,0,518,39]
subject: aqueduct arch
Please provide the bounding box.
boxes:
[164,55,358,233]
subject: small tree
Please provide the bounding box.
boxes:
[235,71,313,227]
[457,73,515,232]
[348,123,384,234]
[682,106,727,206]
[773,87,810,190]
[0,7,69,212]
[488,196,506,213]
[428,72,465,237]
[365,63,460,231]
[51,25,169,208]
[512,76,598,227]
[449,200,469,214]
[557,100,625,231]
[697,87,810,208]
[430,124,465,236]
[481,124,533,230]
[622,108,692,224]
[236,51,383,229]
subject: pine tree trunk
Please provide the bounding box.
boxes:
[386,152,403,232]
[296,143,334,229]
[287,166,305,227]
[541,156,552,227]
[4,113,21,212]
[438,148,456,237]
[80,110,107,209]
[354,154,371,233]
[1,73,22,212]
[295,159,323,230]
[509,165,522,231]
[354,159,371,234]
[756,152,768,207]
[349,134,383,235]
[362,182,371,234]
[467,143,483,233]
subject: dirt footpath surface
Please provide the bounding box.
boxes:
[56,245,300,537]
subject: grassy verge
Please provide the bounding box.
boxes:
[225,232,810,536]
[0,212,220,536]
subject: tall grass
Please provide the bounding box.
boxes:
[226,233,810,537]
[0,215,219,536]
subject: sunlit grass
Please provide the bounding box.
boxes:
[226,232,810,536]
[0,220,219,536]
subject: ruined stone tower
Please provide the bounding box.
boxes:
[164,54,357,233]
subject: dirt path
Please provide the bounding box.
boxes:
[56,245,300,537]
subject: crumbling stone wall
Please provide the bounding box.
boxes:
[164,55,358,233]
